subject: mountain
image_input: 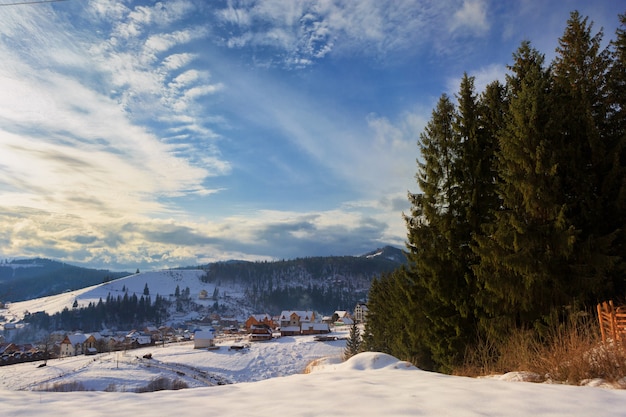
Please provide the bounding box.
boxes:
[0,258,130,302]
[196,246,406,314]
[1,247,406,334]
[359,245,406,263]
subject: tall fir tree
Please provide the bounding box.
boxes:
[403,90,479,371]
[473,41,577,332]
[605,14,626,296]
[551,11,620,299]
[365,10,626,373]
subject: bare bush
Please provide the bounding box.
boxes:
[459,311,626,386]
[37,381,90,392]
[135,377,188,393]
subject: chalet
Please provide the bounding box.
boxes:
[301,322,330,335]
[280,310,315,336]
[126,330,152,348]
[83,334,99,355]
[335,316,354,326]
[60,333,88,357]
[249,324,273,341]
[105,335,126,351]
[354,303,369,323]
[245,313,277,330]
[143,326,161,342]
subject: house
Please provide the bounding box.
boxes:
[59,333,88,357]
[249,324,273,341]
[143,326,161,342]
[334,316,354,326]
[245,313,277,330]
[334,310,351,320]
[354,303,369,323]
[83,334,99,355]
[105,335,126,352]
[198,289,209,299]
[126,330,152,348]
[300,322,331,335]
[279,311,319,336]
[193,328,216,349]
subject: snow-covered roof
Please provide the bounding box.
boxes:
[280,311,314,321]
[63,333,88,345]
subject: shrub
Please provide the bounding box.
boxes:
[458,310,626,386]
[135,377,188,393]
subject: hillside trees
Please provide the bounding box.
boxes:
[365,11,626,372]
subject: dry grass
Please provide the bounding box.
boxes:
[458,312,626,386]
[36,381,90,392]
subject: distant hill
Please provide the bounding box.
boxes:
[0,247,406,332]
[196,245,406,314]
[359,245,406,263]
[0,258,130,302]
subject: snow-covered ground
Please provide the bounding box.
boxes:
[1,348,625,417]
[0,333,347,391]
[0,269,248,326]
[2,270,626,416]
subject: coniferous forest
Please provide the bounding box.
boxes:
[364,11,626,373]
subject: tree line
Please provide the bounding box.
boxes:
[24,292,170,332]
[364,11,626,372]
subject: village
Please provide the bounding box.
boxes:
[0,304,368,365]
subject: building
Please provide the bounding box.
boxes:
[354,303,369,323]
[59,333,88,357]
[245,313,277,330]
[278,310,331,336]
[193,328,216,349]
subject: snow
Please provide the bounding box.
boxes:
[0,347,625,416]
[0,333,625,416]
[2,270,626,415]
[0,269,244,325]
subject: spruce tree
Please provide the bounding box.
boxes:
[404,91,478,371]
[551,11,619,299]
[344,321,362,360]
[605,14,626,296]
[473,41,576,331]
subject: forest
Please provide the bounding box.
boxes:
[364,11,626,373]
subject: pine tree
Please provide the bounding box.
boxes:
[605,14,626,296]
[473,41,575,330]
[344,321,362,360]
[551,11,619,300]
[403,90,481,371]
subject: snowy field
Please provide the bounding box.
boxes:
[0,333,347,391]
[1,349,626,417]
[2,270,626,416]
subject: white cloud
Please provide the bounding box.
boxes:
[449,0,490,35]
[213,0,447,67]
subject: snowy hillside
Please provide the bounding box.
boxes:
[0,269,249,327]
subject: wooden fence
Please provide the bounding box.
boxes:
[597,300,626,343]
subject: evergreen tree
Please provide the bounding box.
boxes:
[344,321,362,360]
[473,41,576,331]
[143,283,150,296]
[551,11,620,299]
[606,13,626,296]
[403,89,482,371]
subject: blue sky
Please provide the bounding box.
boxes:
[0,0,623,271]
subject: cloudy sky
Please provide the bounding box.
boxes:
[0,0,623,271]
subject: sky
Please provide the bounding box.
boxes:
[0,0,624,271]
